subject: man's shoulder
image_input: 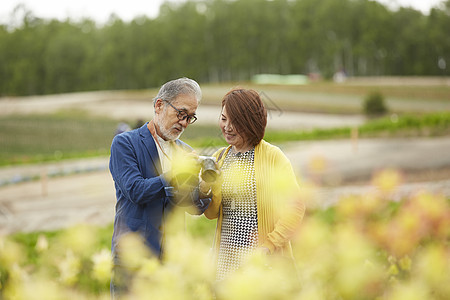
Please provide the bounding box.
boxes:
[175,139,193,152]
[112,127,147,147]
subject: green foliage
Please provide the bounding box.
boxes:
[1,177,449,299]
[1,0,450,96]
[363,90,388,117]
[188,112,450,146]
[265,112,450,143]
[1,223,114,297]
[185,215,216,240]
[359,112,450,136]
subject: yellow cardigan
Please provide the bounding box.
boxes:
[204,140,305,257]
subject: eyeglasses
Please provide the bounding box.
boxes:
[163,99,197,124]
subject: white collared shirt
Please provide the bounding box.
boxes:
[153,134,173,173]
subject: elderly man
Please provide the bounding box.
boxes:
[109,77,210,296]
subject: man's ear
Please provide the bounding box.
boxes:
[154,98,164,114]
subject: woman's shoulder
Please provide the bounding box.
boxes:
[213,146,231,162]
[256,140,290,163]
[257,140,283,155]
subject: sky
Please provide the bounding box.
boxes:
[0,0,446,25]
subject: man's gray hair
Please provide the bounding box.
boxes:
[153,77,202,106]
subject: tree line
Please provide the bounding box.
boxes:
[0,0,449,96]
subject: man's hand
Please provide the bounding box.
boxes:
[169,150,200,189]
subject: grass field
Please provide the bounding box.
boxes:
[198,80,450,113]
[1,111,449,166]
[1,79,449,166]
[108,81,450,114]
[0,111,116,165]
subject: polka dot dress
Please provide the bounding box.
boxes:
[216,148,258,280]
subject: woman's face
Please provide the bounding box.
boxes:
[219,105,247,150]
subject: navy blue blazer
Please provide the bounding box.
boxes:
[109,122,204,259]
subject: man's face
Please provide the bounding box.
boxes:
[155,94,198,141]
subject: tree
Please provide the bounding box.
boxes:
[1,0,449,96]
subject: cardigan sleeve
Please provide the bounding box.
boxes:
[261,149,306,253]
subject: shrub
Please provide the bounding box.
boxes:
[363,90,388,117]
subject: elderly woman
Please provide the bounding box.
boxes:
[203,88,305,280]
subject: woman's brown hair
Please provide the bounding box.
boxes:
[221,88,267,147]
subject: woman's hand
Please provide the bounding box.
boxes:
[199,180,213,196]
[256,247,271,255]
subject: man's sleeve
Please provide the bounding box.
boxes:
[110,134,169,205]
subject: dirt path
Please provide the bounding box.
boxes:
[284,136,450,183]
[2,168,449,235]
[1,85,449,234]
[1,136,450,235]
[0,171,115,234]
